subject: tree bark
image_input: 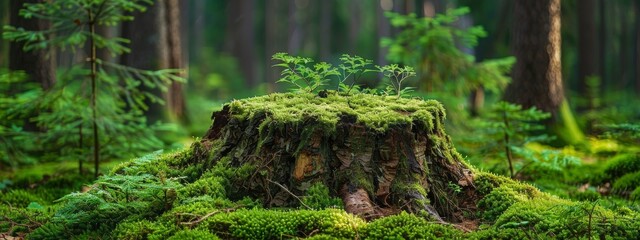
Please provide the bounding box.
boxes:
[120,1,165,123]
[265,0,288,92]
[163,0,188,123]
[199,98,477,223]
[226,0,257,88]
[578,0,600,102]
[8,0,56,90]
[505,0,564,115]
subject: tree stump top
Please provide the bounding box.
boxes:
[219,92,446,133]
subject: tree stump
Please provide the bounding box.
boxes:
[198,92,477,223]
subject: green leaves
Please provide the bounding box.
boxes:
[272,53,416,97]
[272,52,338,93]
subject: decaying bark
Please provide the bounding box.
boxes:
[199,102,478,224]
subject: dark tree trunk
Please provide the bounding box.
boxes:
[319,0,332,61]
[163,0,188,123]
[226,0,257,88]
[120,1,165,123]
[636,1,640,94]
[505,0,564,115]
[8,0,56,90]
[265,0,288,92]
[578,0,600,100]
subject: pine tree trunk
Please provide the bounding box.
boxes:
[578,0,600,107]
[163,0,188,123]
[505,0,564,115]
[120,1,165,123]
[8,0,56,90]
[225,0,257,88]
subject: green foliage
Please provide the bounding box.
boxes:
[462,101,581,178]
[272,53,339,93]
[272,53,417,96]
[601,123,640,144]
[612,171,640,192]
[603,153,640,182]
[1,0,183,172]
[382,8,514,95]
[361,212,463,239]
[302,182,342,210]
[1,189,45,208]
[177,176,226,200]
[378,64,416,98]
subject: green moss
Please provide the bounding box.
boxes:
[1,189,46,207]
[226,92,445,133]
[178,176,226,200]
[603,153,640,181]
[167,229,219,240]
[612,171,640,191]
[199,208,365,239]
[631,187,640,201]
[361,212,464,239]
[302,183,343,210]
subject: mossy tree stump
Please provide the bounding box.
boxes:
[198,92,477,223]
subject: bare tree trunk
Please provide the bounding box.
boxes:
[578,0,600,98]
[377,0,391,80]
[8,0,56,90]
[348,0,362,54]
[636,1,640,94]
[265,0,288,92]
[226,0,257,88]
[120,1,165,123]
[288,0,302,55]
[505,0,564,115]
[319,0,332,61]
[163,0,188,123]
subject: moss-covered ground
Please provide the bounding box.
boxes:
[1,93,639,239]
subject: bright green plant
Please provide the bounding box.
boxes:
[378,64,416,98]
[271,52,339,93]
[272,53,417,97]
[3,0,183,177]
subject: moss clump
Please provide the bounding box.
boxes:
[612,171,640,192]
[1,189,46,207]
[226,92,444,133]
[199,208,365,239]
[178,176,226,200]
[361,212,464,239]
[603,153,640,181]
[302,183,343,210]
[167,229,219,240]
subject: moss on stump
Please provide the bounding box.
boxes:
[198,92,476,222]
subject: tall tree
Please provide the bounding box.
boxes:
[578,0,600,97]
[226,0,257,88]
[8,0,55,90]
[265,0,288,92]
[120,1,165,123]
[162,0,188,122]
[504,0,563,115]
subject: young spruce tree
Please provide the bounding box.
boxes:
[3,0,183,177]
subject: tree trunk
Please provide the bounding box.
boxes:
[319,0,332,61]
[636,1,640,94]
[504,0,564,115]
[163,0,188,123]
[265,0,287,92]
[226,0,257,88]
[197,93,478,223]
[120,1,165,123]
[8,0,55,90]
[578,0,600,104]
